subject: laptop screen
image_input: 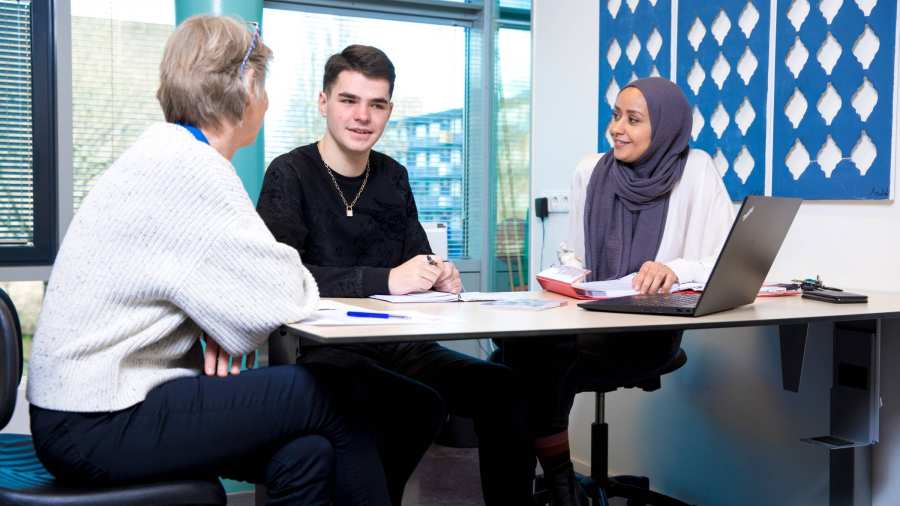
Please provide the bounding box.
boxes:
[692,195,801,316]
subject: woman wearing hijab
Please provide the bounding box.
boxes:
[498,77,735,506]
[26,16,390,506]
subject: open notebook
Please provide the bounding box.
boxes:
[370,291,532,303]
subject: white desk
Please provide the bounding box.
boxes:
[271,291,900,506]
[282,291,900,345]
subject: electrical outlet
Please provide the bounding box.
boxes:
[547,192,570,213]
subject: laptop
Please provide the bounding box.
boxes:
[578,195,802,317]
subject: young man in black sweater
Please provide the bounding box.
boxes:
[257,45,535,506]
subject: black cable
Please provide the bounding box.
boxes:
[539,216,546,271]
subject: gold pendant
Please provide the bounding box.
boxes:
[346,207,353,217]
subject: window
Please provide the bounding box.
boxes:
[500,0,531,9]
[1,280,43,373]
[70,1,173,210]
[262,7,470,257]
[0,0,57,266]
[493,25,530,290]
[17,0,532,293]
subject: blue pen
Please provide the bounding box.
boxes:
[346,311,411,320]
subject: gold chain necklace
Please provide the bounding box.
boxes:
[323,157,370,217]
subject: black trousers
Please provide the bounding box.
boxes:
[497,331,682,437]
[30,365,391,506]
[300,341,535,506]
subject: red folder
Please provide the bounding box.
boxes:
[536,275,599,300]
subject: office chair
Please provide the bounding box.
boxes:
[0,288,226,506]
[539,347,692,506]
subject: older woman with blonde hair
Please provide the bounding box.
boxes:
[26,15,389,506]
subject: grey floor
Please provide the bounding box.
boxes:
[402,445,627,506]
[402,445,485,505]
[228,445,628,505]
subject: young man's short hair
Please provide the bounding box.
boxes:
[323,45,396,97]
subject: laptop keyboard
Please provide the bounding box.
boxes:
[626,293,701,307]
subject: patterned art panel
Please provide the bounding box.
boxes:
[772,0,896,199]
[677,1,769,200]
[598,0,672,151]
[599,0,898,200]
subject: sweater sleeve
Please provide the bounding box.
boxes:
[561,154,603,267]
[663,155,736,284]
[257,157,391,298]
[174,208,319,357]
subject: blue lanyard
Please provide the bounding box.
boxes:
[176,122,209,145]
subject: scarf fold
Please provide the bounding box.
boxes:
[584,77,692,281]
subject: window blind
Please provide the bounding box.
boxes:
[499,0,530,9]
[70,2,173,210]
[0,0,33,247]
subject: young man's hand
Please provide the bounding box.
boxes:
[203,335,255,377]
[433,260,462,294]
[388,254,444,294]
[632,261,678,294]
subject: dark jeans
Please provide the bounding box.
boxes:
[30,365,391,506]
[497,331,682,436]
[300,341,535,506]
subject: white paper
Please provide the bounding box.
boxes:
[537,265,590,284]
[572,273,640,298]
[459,291,533,302]
[572,273,685,298]
[480,299,567,311]
[299,301,446,326]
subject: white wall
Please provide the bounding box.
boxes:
[531,0,900,504]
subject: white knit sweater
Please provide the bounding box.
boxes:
[27,123,319,412]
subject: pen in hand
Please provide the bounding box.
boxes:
[346,311,411,320]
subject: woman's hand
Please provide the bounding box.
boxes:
[632,261,678,294]
[203,335,255,377]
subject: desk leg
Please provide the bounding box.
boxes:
[808,319,880,506]
[779,323,807,392]
[829,320,880,447]
[830,446,871,506]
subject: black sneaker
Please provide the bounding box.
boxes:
[545,461,589,506]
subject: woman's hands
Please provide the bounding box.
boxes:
[632,261,678,294]
[203,335,255,377]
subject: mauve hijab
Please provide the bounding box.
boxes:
[583,77,692,282]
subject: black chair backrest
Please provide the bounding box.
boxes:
[0,287,23,430]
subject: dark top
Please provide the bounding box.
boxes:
[257,142,432,297]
